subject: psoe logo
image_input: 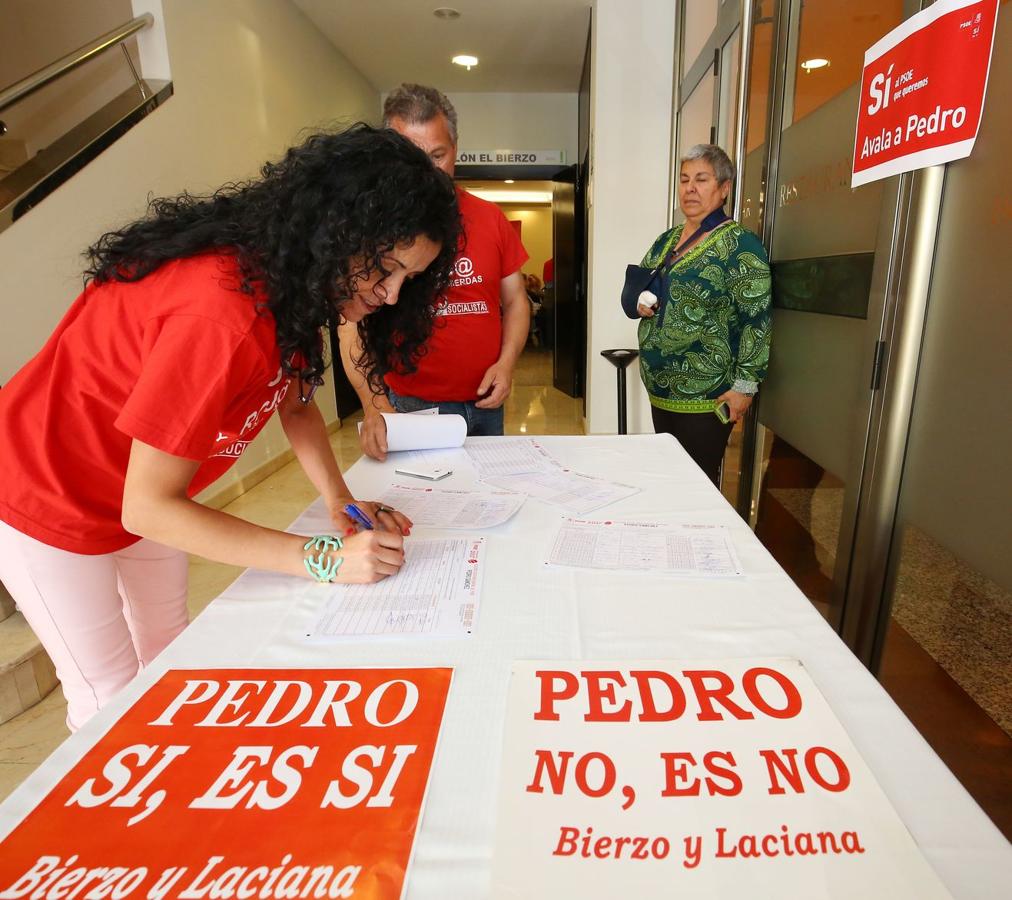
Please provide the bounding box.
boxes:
[451,256,484,286]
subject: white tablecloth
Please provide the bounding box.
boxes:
[1,435,1008,897]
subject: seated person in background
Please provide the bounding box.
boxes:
[524,273,545,348]
[525,272,544,303]
[340,83,529,460]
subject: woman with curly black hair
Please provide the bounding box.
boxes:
[0,124,461,729]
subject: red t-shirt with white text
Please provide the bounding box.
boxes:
[384,188,528,401]
[0,253,286,554]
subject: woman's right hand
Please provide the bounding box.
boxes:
[311,529,405,583]
[359,409,390,461]
[636,302,656,318]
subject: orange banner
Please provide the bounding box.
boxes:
[0,667,452,900]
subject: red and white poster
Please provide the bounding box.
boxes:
[491,659,951,899]
[852,0,999,187]
[0,667,452,900]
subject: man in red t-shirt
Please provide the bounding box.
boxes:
[340,84,530,459]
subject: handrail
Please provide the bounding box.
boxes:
[0,13,154,114]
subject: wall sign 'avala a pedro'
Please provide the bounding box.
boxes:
[852,0,999,188]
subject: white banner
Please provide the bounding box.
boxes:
[491,658,950,899]
[455,149,565,165]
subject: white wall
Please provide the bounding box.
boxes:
[445,92,578,164]
[586,0,676,434]
[0,0,378,489]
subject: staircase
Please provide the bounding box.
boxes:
[0,137,29,176]
[0,582,59,724]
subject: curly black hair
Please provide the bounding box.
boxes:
[84,123,461,385]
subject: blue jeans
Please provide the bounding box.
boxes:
[387,389,505,436]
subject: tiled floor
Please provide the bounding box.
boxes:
[0,349,583,803]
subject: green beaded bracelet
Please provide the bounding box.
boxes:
[303,535,344,583]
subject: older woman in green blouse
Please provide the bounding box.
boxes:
[636,144,772,486]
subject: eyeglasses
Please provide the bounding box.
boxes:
[299,375,324,405]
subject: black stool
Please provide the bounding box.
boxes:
[600,348,639,435]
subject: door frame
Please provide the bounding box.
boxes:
[734,0,945,658]
[670,0,748,225]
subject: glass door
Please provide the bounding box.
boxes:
[870,8,1012,838]
[747,0,906,623]
[674,0,750,502]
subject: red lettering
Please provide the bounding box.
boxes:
[742,667,802,719]
[629,670,687,721]
[525,749,573,794]
[574,752,615,797]
[534,670,578,721]
[703,751,742,796]
[660,752,700,796]
[584,671,632,722]
[682,670,754,721]
[553,826,579,856]
[804,746,851,792]
[759,747,805,795]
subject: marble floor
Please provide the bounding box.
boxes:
[0,349,583,803]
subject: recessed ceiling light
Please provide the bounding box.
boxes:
[452,54,478,71]
[467,189,552,204]
[433,7,461,19]
[504,179,515,184]
[800,58,830,71]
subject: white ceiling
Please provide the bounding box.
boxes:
[291,0,592,93]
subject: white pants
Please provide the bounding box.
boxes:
[0,519,188,731]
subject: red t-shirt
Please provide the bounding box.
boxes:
[384,188,528,402]
[0,253,286,554]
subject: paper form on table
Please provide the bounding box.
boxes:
[546,518,743,576]
[482,468,640,515]
[309,537,486,638]
[380,484,526,528]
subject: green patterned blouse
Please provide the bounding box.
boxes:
[637,219,772,413]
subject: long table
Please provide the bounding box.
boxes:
[0,435,1008,897]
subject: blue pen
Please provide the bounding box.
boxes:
[343,503,374,531]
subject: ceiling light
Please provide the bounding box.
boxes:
[433,7,461,19]
[452,54,478,71]
[466,189,552,204]
[800,58,830,71]
[504,179,515,184]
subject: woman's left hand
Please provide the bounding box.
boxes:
[716,390,753,424]
[329,498,412,536]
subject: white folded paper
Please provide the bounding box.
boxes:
[358,412,468,451]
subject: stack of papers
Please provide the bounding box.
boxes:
[466,438,641,515]
[546,519,743,576]
[464,438,554,477]
[379,484,526,529]
[484,469,640,516]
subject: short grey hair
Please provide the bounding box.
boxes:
[383,83,459,145]
[681,144,735,185]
